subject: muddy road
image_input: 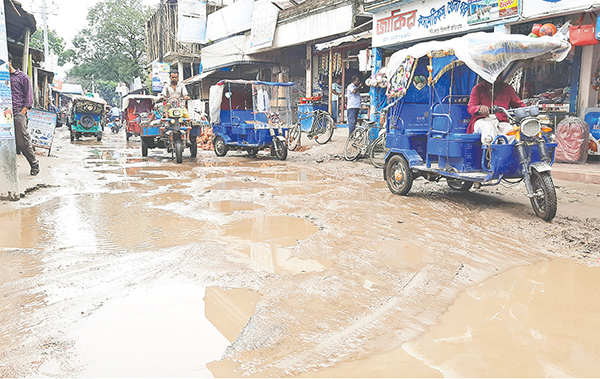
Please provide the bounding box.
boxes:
[1,126,599,377]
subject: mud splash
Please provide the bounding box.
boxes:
[73,283,229,378]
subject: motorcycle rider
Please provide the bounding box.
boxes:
[159,71,190,101]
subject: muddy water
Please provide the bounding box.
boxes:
[308,258,600,378]
[204,287,260,343]
[73,283,229,378]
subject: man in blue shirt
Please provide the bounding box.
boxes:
[345,75,363,134]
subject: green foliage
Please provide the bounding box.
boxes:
[68,0,153,86]
[30,29,73,66]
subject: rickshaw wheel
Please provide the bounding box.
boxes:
[141,137,149,157]
[385,155,413,195]
[272,139,288,160]
[190,136,198,158]
[96,131,102,142]
[126,132,130,142]
[344,128,365,161]
[175,139,183,164]
[529,171,557,221]
[247,148,259,158]
[287,124,301,151]
[314,114,334,145]
[70,130,75,142]
[214,136,228,157]
[447,179,473,192]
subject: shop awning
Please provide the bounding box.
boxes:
[315,30,372,51]
[182,70,218,86]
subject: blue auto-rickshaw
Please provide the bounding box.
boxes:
[209,80,294,160]
[378,32,571,221]
[68,95,107,142]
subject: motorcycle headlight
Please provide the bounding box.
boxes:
[80,115,95,128]
[172,110,181,117]
[520,117,540,138]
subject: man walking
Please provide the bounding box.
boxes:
[346,75,363,135]
[8,53,39,176]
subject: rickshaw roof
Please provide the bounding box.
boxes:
[122,95,159,110]
[72,95,107,105]
[216,79,295,87]
[386,32,571,84]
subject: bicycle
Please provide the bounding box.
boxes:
[287,109,335,151]
[344,117,387,168]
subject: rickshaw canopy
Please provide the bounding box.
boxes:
[122,94,159,111]
[209,80,295,124]
[382,32,571,100]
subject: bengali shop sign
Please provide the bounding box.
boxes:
[372,0,519,47]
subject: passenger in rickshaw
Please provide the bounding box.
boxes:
[467,76,525,144]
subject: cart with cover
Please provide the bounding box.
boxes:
[209,80,294,160]
[122,94,158,141]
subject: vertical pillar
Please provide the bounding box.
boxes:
[306,43,312,97]
[328,49,333,115]
[369,47,383,141]
[22,28,31,74]
[178,61,184,78]
[570,46,582,115]
[0,0,19,200]
[33,67,39,108]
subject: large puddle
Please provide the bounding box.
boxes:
[72,283,230,378]
[308,258,600,377]
[224,216,330,274]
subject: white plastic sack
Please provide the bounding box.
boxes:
[209,85,225,124]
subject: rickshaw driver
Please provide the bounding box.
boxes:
[467,77,525,144]
[159,71,191,102]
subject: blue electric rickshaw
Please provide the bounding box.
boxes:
[378,32,571,221]
[209,80,294,160]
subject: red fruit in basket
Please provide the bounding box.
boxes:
[531,24,542,36]
[539,23,557,36]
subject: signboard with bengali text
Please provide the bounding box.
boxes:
[152,62,171,92]
[372,0,520,47]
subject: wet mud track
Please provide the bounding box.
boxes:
[1,127,599,377]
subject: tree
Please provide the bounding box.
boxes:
[30,28,74,66]
[68,0,153,87]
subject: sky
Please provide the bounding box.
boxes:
[23,0,160,46]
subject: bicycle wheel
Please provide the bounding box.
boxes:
[344,128,366,161]
[369,133,387,169]
[287,123,301,151]
[314,112,334,145]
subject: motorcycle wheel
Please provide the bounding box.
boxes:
[287,124,301,151]
[529,170,557,221]
[141,137,149,157]
[214,136,228,157]
[272,138,288,160]
[385,154,413,195]
[190,136,198,158]
[175,139,183,164]
[447,179,474,192]
[96,131,102,142]
[344,128,365,161]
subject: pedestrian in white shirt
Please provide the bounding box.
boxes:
[346,75,363,134]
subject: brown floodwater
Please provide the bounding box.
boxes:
[209,201,263,213]
[308,258,600,378]
[73,283,230,377]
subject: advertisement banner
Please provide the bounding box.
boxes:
[152,62,171,92]
[0,0,19,198]
[372,0,519,47]
[206,0,253,42]
[522,0,600,19]
[249,0,279,51]
[26,109,57,154]
[178,0,207,44]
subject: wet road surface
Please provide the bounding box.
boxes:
[1,126,599,377]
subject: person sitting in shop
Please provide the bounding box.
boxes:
[467,76,525,144]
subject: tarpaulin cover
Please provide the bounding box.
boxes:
[209,85,225,124]
[555,117,590,163]
[387,32,571,85]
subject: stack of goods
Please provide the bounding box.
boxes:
[197,126,214,151]
[555,117,589,163]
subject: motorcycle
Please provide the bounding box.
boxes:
[140,99,198,163]
[109,117,122,133]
